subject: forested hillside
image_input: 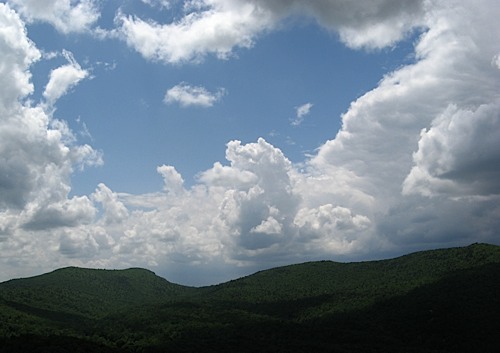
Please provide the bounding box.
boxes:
[1,243,499,352]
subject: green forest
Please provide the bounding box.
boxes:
[1,243,500,352]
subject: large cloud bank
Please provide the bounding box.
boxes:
[1,0,499,285]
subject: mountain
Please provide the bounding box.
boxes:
[1,243,499,352]
[0,267,193,318]
[203,242,500,307]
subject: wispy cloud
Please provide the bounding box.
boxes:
[43,50,88,104]
[164,83,226,108]
[8,0,100,34]
[140,0,171,10]
[291,102,313,126]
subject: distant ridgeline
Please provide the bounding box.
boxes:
[1,243,500,352]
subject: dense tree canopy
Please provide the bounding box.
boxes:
[1,243,499,352]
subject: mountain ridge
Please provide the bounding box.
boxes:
[1,243,499,352]
[4,242,498,286]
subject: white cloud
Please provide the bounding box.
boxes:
[92,184,129,224]
[140,0,171,9]
[0,3,101,272]
[493,54,500,70]
[251,216,283,235]
[292,102,313,126]
[294,204,371,253]
[1,0,500,286]
[117,1,274,64]
[43,50,88,104]
[164,83,226,107]
[259,0,426,49]
[8,0,100,34]
[198,162,258,188]
[205,139,300,255]
[157,165,185,195]
[0,3,40,115]
[97,138,374,279]
[306,0,500,253]
[22,195,96,231]
[59,228,99,258]
[117,0,425,64]
[403,102,500,197]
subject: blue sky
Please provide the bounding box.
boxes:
[31,10,416,196]
[1,0,499,286]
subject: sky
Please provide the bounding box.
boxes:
[0,0,499,286]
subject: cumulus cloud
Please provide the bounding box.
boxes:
[251,215,283,235]
[1,0,500,286]
[43,50,89,104]
[22,195,96,231]
[8,0,100,33]
[198,162,258,189]
[403,102,500,197]
[0,2,101,255]
[307,0,500,253]
[0,3,40,114]
[117,1,274,64]
[294,204,371,253]
[157,165,185,195]
[117,0,425,64]
[92,184,129,224]
[164,83,226,107]
[214,139,299,254]
[59,229,99,258]
[103,138,375,282]
[100,0,499,275]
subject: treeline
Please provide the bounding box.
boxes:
[1,243,499,352]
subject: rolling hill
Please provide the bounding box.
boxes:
[1,243,499,352]
[0,267,193,319]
